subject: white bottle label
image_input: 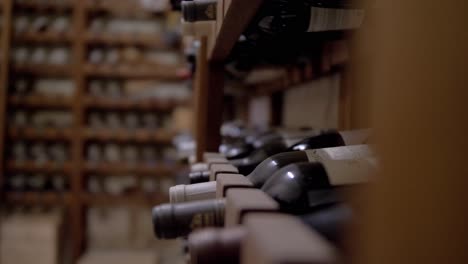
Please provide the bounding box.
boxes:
[307,6,365,32]
[306,145,373,161]
[306,145,375,185]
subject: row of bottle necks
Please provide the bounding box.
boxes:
[3,173,175,195]
[12,13,167,36]
[12,45,181,67]
[151,128,373,264]
[9,141,176,163]
[10,110,172,129]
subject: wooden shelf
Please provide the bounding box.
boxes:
[14,1,73,12]
[1,1,182,261]
[84,64,185,80]
[6,160,73,173]
[84,162,177,175]
[210,0,265,61]
[13,64,72,77]
[8,127,73,140]
[8,95,73,108]
[81,193,166,206]
[5,191,72,205]
[84,96,188,111]
[14,31,74,44]
[84,129,175,143]
[85,3,166,16]
[85,33,173,49]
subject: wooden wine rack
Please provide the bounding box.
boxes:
[0,0,187,262]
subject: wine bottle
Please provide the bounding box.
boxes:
[248,144,372,187]
[27,174,48,191]
[188,227,245,264]
[261,156,376,212]
[189,170,212,184]
[154,148,374,238]
[171,173,252,203]
[152,199,225,239]
[182,0,217,22]
[170,181,217,203]
[173,145,368,204]
[30,143,49,163]
[187,203,350,264]
[298,203,352,245]
[219,141,253,160]
[179,145,371,204]
[49,143,68,163]
[229,141,288,175]
[252,0,365,35]
[179,150,305,199]
[51,174,68,192]
[220,128,368,161]
[289,129,370,151]
[6,174,27,192]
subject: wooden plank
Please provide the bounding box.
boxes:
[85,33,175,49]
[84,64,184,80]
[81,193,166,206]
[14,1,73,12]
[85,2,166,16]
[14,32,74,44]
[6,160,73,173]
[13,64,72,77]
[5,192,72,205]
[8,127,73,140]
[84,97,188,111]
[84,129,175,144]
[84,162,178,176]
[8,95,73,108]
[8,127,72,140]
[210,0,264,61]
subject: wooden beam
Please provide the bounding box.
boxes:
[70,0,86,261]
[210,0,264,61]
[194,37,209,162]
[0,0,13,198]
[194,37,224,162]
[205,62,224,151]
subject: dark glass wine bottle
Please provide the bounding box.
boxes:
[187,203,352,264]
[261,157,375,212]
[252,0,365,35]
[182,0,217,22]
[152,199,225,239]
[229,141,288,175]
[247,141,371,187]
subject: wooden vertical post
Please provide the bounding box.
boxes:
[194,37,224,162]
[355,1,468,264]
[205,61,224,151]
[0,0,13,197]
[194,37,209,162]
[70,0,86,261]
